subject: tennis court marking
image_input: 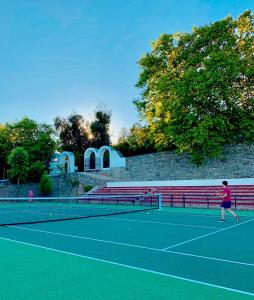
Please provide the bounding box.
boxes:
[0,208,85,217]
[100,216,219,229]
[0,235,253,297]
[0,209,220,230]
[162,218,254,250]
[9,225,254,267]
[150,209,251,219]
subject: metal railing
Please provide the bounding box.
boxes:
[164,194,254,210]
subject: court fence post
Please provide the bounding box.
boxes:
[158,193,162,210]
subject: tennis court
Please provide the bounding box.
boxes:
[0,197,253,300]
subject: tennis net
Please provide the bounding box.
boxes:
[0,194,162,226]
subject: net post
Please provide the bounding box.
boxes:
[158,193,162,210]
[234,195,237,210]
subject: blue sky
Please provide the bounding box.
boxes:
[0,1,253,142]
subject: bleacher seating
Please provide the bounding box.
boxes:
[93,185,254,209]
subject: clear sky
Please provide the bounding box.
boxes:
[0,1,253,142]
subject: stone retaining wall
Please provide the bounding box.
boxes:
[106,144,254,181]
[1,144,253,197]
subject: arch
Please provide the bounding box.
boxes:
[84,148,99,171]
[103,149,110,169]
[89,152,96,170]
[64,156,69,173]
[61,152,75,173]
[49,151,75,175]
[83,146,126,172]
[98,146,112,170]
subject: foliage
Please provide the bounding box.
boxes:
[115,124,159,157]
[135,10,254,163]
[7,147,29,184]
[83,184,93,193]
[54,114,88,171]
[39,173,52,196]
[90,107,111,148]
[0,125,12,179]
[8,117,56,163]
[0,117,55,180]
[27,161,46,183]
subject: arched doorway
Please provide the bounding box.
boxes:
[89,152,96,170]
[64,156,69,173]
[103,150,110,169]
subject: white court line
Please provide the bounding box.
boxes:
[150,210,221,218]
[0,209,82,218]
[150,210,251,219]
[9,225,254,267]
[101,216,219,229]
[165,250,254,267]
[10,225,160,252]
[0,235,253,297]
[162,218,254,250]
[0,208,219,229]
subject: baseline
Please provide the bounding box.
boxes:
[162,218,254,250]
[0,234,252,298]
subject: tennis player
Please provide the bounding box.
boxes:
[28,190,34,203]
[217,181,240,222]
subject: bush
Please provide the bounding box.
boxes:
[39,173,52,196]
[7,147,29,184]
[28,161,46,182]
[83,184,93,193]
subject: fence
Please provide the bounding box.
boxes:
[164,194,254,210]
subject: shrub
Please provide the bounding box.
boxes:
[39,173,52,196]
[28,161,46,182]
[83,184,93,193]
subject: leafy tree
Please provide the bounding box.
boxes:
[135,10,254,163]
[0,125,12,179]
[7,147,29,196]
[115,124,157,157]
[28,161,46,183]
[8,117,55,164]
[0,117,55,181]
[90,107,111,148]
[54,114,88,171]
[1,117,56,180]
[39,173,52,196]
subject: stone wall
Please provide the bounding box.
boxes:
[1,144,253,197]
[105,144,254,181]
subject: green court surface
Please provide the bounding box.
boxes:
[0,207,253,299]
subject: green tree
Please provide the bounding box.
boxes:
[54,114,88,171]
[0,125,12,179]
[90,106,111,148]
[115,124,157,157]
[8,117,55,164]
[39,173,52,196]
[28,161,46,183]
[135,10,254,163]
[7,147,29,196]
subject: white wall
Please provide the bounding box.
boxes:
[107,178,254,187]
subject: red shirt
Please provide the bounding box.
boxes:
[223,187,231,202]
